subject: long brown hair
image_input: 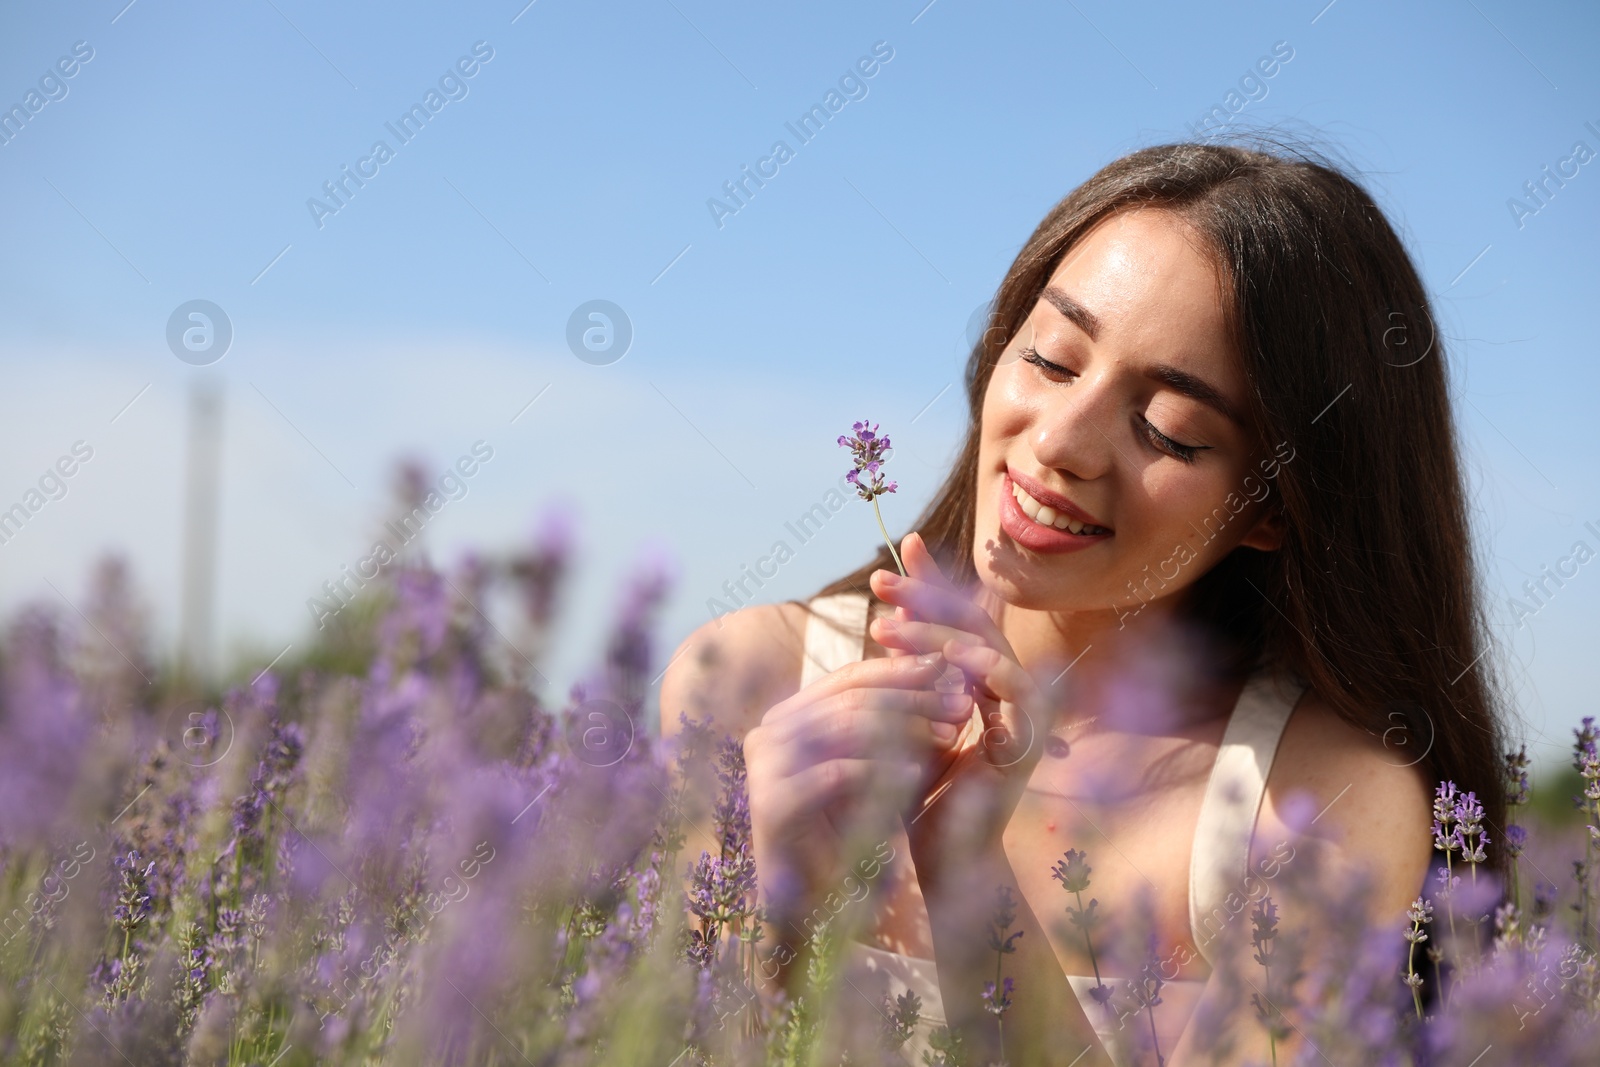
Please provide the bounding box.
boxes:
[804,135,1508,873]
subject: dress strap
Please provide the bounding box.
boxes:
[1186,667,1308,968]
[799,592,871,689]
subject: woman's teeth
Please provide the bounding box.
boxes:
[1012,482,1109,535]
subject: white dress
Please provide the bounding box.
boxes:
[798,592,1308,1066]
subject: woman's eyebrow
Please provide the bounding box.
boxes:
[1040,284,1244,427]
[1146,364,1245,427]
[1040,286,1102,340]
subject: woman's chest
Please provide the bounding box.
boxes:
[852,733,1220,983]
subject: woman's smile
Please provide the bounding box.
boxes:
[997,471,1113,554]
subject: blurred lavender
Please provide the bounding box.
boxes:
[1574,717,1600,951]
[1248,896,1300,1063]
[1052,848,1111,1011]
[1506,744,1532,915]
[982,885,1022,1062]
[0,472,1597,1065]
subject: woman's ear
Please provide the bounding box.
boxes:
[1240,504,1287,552]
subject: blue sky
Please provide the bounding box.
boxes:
[0,0,1595,772]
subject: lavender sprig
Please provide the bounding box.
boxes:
[880,989,922,1052]
[1403,897,1433,1019]
[1135,932,1167,1067]
[1575,718,1600,951]
[1456,790,1489,876]
[1506,746,1532,914]
[1052,849,1111,1010]
[1249,896,1301,1067]
[838,420,905,576]
[1432,781,1462,950]
[986,885,1022,1062]
[112,850,155,958]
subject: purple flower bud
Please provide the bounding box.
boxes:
[838,420,899,502]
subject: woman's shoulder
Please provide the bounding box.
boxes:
[1258,685,1434,917]
[658,600,815,746]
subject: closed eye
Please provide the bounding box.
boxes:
[1020,347,1074,381]
[1140,417,1204,463]
[1020,346,1209,463]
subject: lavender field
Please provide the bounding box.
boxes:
[1,487,1597,1067]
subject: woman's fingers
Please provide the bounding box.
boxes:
[772,757,925,825]
[768,685,974,735]
[869,615,978,661]
[901,530,953,588]
[870,566,996,634]
[940,637,1051,770]
[869,536,1009,652]
[765,647,955,725]
[870,568,992,637]
[757,692,970,774]
[942,638,1044,701]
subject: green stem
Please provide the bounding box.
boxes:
[995,947,1004,1061]
[1510,854,1521,917]
[1406,937,1423,1019]
[1586,792,1599,950]
[1442,849,1458,1010]
[871,498,905,577]
[1265,958,1276,1067]
[1444,851,1457,944]
[1074,890,1103,991]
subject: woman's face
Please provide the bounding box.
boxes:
[973,207,1290,621]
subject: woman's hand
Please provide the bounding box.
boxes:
[744,648,974,926]
[867,532,1057,872]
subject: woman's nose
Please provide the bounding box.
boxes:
[1029,374,1119,482]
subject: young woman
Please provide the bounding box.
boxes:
[661,139,1506,1065]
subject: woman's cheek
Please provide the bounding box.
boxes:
[1122,477,1225,565]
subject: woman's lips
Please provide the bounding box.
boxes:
[998,473,1113,553]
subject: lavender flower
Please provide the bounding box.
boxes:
[686,849,758,929]
[711,736,752,860]
[174,920,213,1033]
[1505,745,1531,808]
[598,548,675,718]
[0,607,90,849]
[1502,749,1532,955]
[1432,779,1467,953]
[838,419,906,576]
[1050,848,1092,895]
[1455,791,1489,869]
[507,505,573,682]
[1431,780,1461,855]
[112,850,156,941]
[988,884,1023,956]
[839,419,898,501]
[881,989,923,1051]
[1573,716,1597,775]
[1533,878,1558,919]
[980,975,1015,1017]
[684,729,761,1020]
